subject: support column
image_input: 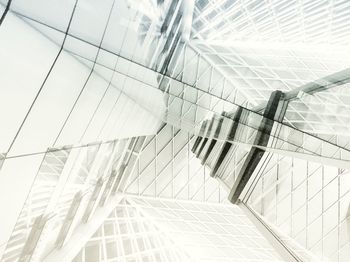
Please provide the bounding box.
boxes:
[209,107,243,177]
[191,121,207,153]
[228,90,287,204]
[201,112,225,165]
[196,117,215,158]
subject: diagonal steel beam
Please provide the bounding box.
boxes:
[228,91,288,204]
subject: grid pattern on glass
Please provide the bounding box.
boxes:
[127,196,283,262]
[285,84,350,136]
[125,124,228,203]
[6,0,249,123]
[0,5,255,159]
[0,138,139,262]
[72,198,193,262]
[0,7,163,158]
[7,0,182,71]
[1,148,71,262]
[189,0,350,107]
[0,129,232,262]
[0,3,350,156]
[192,0,350,46]
[245,153,350,262]
[192,107,350,175]
[189,42,350,106]
[2,1,350,262]
[64,42,247,134]
[165,43,250,107]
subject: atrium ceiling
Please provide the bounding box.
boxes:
[0,0,350,262]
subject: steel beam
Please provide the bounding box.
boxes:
[43,195,123,262]
[18,215,47,262]
[196,117,215,158]
[238,201,303,262]
[98,170,117,206]
[228,91,287,204]
[253,68,350,112]
[81,178,104,223]
[55,191,83,248]
[201,112,225,165]
[209,107,242,177]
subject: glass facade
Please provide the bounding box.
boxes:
[0,0,349,261]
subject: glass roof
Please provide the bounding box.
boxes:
[192,0,350,46]
[0,0,350,261]
[72,197,283,262]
